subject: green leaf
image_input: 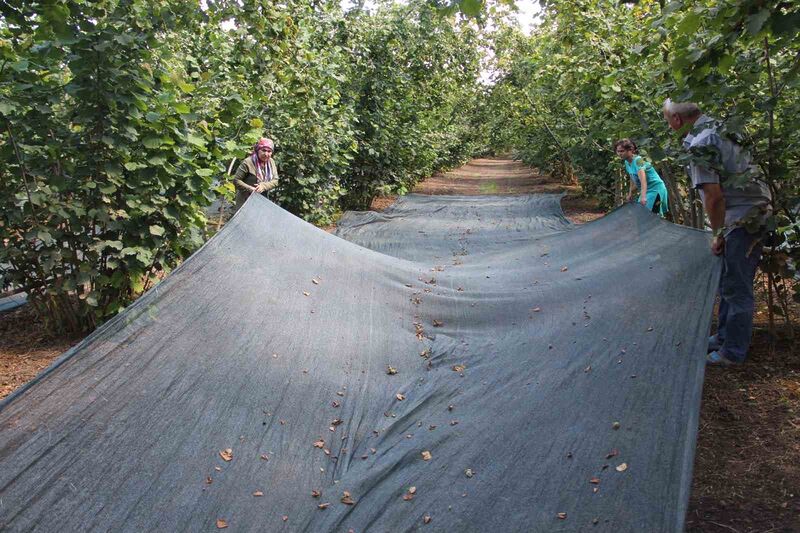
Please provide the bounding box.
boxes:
[676,15,701,35]
[143,136,163,149]
[459,0,483,17]
[187,134,205,147]
[145,112,161,122]
[249,118,264,128]
[174,103,191,114]
[195,168,213,177]
[746,10,770,35]
[149,225,165,237]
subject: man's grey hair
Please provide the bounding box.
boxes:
[663,98,701,118]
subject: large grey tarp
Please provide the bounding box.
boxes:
[0,193,718,532]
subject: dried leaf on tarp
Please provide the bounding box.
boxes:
[396,393,406,401]
[589,477,600,484]
[303,291,310,296]
[452,364,465,372]
[421,450,432,461]
[616,462,628,472]
[387,366,398,375]
[318,502,330,510]
[253,491,264,497]
[560,266,569,272]
[312,278,320,285]
[219,449,233,462]
[313,439,325,448]
[432,320,443,327]
[423,515,432,524]
[216,519,228,529]
[557,512,567,519]
[465,468,474,478]
[312,490,321,498]
[341,491,356,505]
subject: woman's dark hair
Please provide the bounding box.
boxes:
[613,138,638,152]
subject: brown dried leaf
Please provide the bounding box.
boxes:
[311,490,321,498]
[560,266,569,272]
[216,519,228,529]
[303,291,310,296]
[219,448,233,462]
[318,502,330,510]
[423,515,432,524]
[532,307,542,312]
[432,320,443,327]
[421,450,432,461]
[253,491,264,497]
[331,418,343,426]
[409,486,417,494]
[616,462,628,472]
[452,364,465,372]
[403,493,414,501]
[341,491,356,505]
[206,476,213,484]
[396,393,406,401]
[386,366,398,375]
[589,478,600,485]
[332,400,340,408]
[313,439,325,449]
[557,512,567,520]
[282,515,288,522]
[260,454,269,461]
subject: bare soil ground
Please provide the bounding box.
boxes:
[1,158,796,532]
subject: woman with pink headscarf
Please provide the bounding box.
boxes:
[232,137,280,210]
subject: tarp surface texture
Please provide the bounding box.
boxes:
[0,193,719,532]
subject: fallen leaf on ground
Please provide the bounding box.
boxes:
[616,463,628,472]
[396,393,406,401]
[312,490,321,498]
[421,450,432,461]
[253,491,264,497]
[452,364,465,372]
[341,491,356,505]
[313,439,325,448]
[387,366,398,375]
[589,478,600,485]
[318,502,330,510]
[216,519,228,529]
[219,449,233,462]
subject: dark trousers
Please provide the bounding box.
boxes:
[716,228,763,362]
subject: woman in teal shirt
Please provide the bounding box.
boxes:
[614,138,669,217]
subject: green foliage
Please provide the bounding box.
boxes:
[1,0,211,333]
[0,0,489,333]
[484,0,800,299]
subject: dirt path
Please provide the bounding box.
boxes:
[372,157,606,225]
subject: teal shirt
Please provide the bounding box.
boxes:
[624,156,664,191]
[624,155,669,216]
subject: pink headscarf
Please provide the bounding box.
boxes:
[251,138,274,181]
